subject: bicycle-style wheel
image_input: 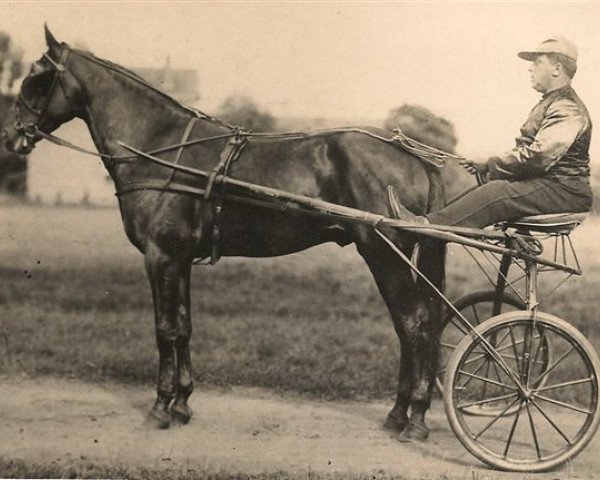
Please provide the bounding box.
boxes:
[444,311,600,472]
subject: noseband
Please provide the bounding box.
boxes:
[14,48,71,140]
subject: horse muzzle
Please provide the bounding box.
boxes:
[3,123,39,155]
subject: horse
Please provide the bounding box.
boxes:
[2,26,446,441]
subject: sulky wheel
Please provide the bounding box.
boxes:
[444,311,600,472]
[436,290,548,418]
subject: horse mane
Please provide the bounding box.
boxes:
[68,47,230,126]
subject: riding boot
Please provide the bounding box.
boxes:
[387,186,430,224]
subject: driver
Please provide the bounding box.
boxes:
[389,36,593,228]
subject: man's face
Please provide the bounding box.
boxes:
[528,54,558,94]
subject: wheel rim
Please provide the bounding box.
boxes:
[446,313,600,472]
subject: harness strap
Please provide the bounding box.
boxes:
[199,133,248,265]
[164,117,198,185]
[117,179,206,197]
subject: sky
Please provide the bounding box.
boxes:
[3,1,600,159]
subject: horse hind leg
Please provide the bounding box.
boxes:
[356,233,417,434]
[396,301,435,442]
[400,239,446,442]
[170,262,194,424]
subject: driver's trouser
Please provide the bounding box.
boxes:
[426,176,593,228]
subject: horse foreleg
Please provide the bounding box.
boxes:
[145,243,181,429]
[171,262,194,424]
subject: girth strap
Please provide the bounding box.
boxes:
[199,133,248,265]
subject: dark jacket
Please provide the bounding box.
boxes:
[487,85,591,180]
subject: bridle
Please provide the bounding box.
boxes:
[9,46,239,161]
[14,48,72,144]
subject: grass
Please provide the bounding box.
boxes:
[1,204,599,401]
[0,456,462,480]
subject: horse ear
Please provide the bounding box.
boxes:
[44,23,60,50]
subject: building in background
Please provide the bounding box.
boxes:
[27,58,199,206]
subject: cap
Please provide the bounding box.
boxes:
[518,36,578,62]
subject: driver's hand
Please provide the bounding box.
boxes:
[459,158,489,176]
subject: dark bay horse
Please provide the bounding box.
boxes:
[2,27,446,441]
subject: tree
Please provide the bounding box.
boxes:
[0,31,24,95]
[384,104,457,153]
[0,31,27,197]
[216,94,276,132]
[384,104,475,201]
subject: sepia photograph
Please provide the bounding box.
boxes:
[1,2,600,479]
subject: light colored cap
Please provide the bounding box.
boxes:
[518,36,578,62]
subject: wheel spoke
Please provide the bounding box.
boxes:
[535,377,594,393]
[531,326,548,371]
[503,401,524,458]
[462,332,543,367]
[458,392,518,410]
[463,339,534,366]
[535,394,594,415]
[491,330,512,351]
[495,350,545,365]
[530,399,572,445]
[458,369,518,391]
[507,325,522,378]
[458,356,492,389]
[448,316,469,336]
[470,303,482,325]
[491,359,514,398]
[463,352,488,366]
[496,333,543,355]
[473,396,521,439]
[481,347,493,399]
[532,346,576,387]
[440,341,458,350]
[526,402,542,460]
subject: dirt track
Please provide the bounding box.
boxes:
[1,376,599,479]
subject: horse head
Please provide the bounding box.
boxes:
[2,25,84,155]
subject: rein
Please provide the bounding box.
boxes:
[17,43,467,264]
[37,125,463,167]
[17,43,468,171]
[17,45,465,169]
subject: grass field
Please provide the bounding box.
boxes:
[1,204,600,402]
[0,456,446,480]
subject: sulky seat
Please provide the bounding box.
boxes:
[502,212,587,234]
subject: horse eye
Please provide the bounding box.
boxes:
[21,72,52,98]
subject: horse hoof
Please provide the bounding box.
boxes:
[397,420,429,442]
[147,409,171,429]
[171,403,193,424]
[382,413,408,433]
